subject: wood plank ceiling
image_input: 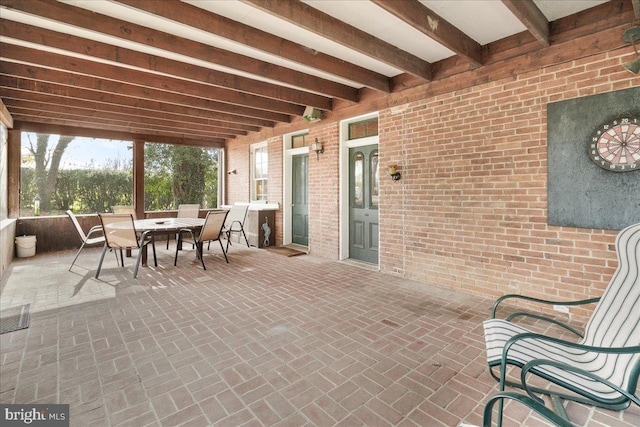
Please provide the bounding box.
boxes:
[0,0,636,148]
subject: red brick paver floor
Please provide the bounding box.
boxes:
[1,245,638,426]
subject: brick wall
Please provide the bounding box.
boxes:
[225,141,250,204]
[308,124,340,259]
[226,135,284,247]
[225,46,637,321]
[377,50,636,320]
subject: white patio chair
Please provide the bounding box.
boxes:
[177,204,200,218]
[481,222,640,426]
[223,203,249,251]
[111,205,137,219]
[111,206,139,257]
[96,213,156,279]
[66,210,105,270]
[167,203,200,248]
[175,210,229,270]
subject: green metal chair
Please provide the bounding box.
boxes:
[481,221,640,425]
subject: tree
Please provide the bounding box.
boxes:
[19,135,219,215]
[172,145,207,205]
[144,144,173,211]
[145,144,218,209]
[24,133,74,212]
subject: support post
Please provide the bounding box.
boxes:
[7,129,21,218]
[133,139,144,219]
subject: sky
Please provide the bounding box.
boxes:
[21,133,133,170]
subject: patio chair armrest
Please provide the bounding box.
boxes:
[86,225,104,237]
[224,220,243,231]
[520,358,640,408]
[139,230,155,244]
[491,295,600,339]
[505,312,584,338]
[482,391,573,427]
[176,228,196,241]
[491,294,601,318]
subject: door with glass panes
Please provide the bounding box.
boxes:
[349,145,379,263]
[291,153,309,245]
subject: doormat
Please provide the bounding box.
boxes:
[266,246,306,257]
[0,304,31,334]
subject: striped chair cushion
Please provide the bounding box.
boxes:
[484,318,640,400]
[484,222,640,402]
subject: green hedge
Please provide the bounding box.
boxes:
[21,167,133,215]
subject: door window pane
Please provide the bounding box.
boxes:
[291,133,307,149]
[353,152,364,209]
[348,118,379,140]
[370,151,379,208]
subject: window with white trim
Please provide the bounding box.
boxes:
[251,142,268,201]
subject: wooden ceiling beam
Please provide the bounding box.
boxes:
[7,104,236,140]
[0,20,333,112]
[0,43,304,117]
[549,0,636,43]
[0,57,289,125]
[0,75,263,133]
[243,0,432,81]
[115,0,391,93]
[13,121,226,148]
[371,0,482,66]
[1,92,247,138]
[11,111,227,141]
[0,0,358,103]
[501,0,550,47]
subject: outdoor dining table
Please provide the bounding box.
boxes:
[133,217,205,233]
[132,217,205,266]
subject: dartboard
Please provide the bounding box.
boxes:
[588,116,640,172]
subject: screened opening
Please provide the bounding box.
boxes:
[144,143,219,211]
[19,132,220,216]
[20,132,133,216]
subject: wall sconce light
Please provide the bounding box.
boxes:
[622,26,640,74]
[311,138,324,161]
[388,164,401,181]
[227,169,237,175]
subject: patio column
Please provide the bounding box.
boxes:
[7,129,20,218]
[133,139,144,219]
